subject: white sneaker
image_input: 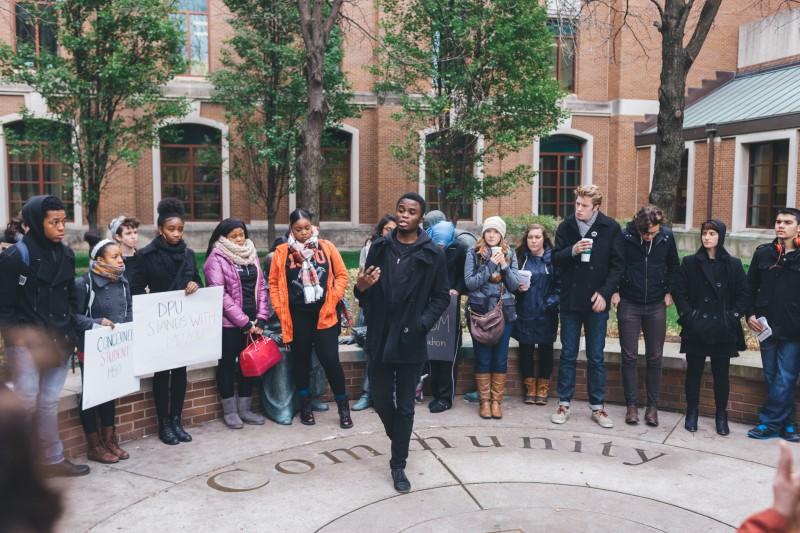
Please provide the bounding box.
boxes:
[592,409,614,428]
[551,405,570,424]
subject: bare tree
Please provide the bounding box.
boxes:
[296,0,346,221]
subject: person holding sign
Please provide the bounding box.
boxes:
[513,224,559,406]
[465,216,520,420]
[269,209,352,429]
[746,208,800,442]
[673,219,748,436]
[426,220,467,414]
[73,233,133,463]
[204,218,270,429]
[130,198,202,446]
[355,192,449,493]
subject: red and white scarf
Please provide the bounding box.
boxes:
[288,227,324,304]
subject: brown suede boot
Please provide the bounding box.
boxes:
[535,378,550,405]
[490,373,506,419]
[475,374,492,419]
[86,432,118,464]
[102,426,129,460]
[523,378,536,404]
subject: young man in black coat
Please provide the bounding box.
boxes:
[611,204,680,427]
[746,208,800,441]
[0,195,90,477]
[355,192,450,493]
[550,185,624,428]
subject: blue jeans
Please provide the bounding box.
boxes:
[758,338,800,430]
[8,345,69,465]
[557,310,609,409]
[473,322,513,373]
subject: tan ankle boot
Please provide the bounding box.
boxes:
[86,432,118,464]
[490,373,507,419]
[535,378,550,405]
[102,426,129,460]
[475,374,492,419]
[524,378,536,404]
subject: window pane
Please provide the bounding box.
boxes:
[10,163,38,182]
[38,5,58,55]
[193,185,220,202]
[194,166,221,184]
[539,187,556,204]
[177,0,207,11]
[559,38,575,92]
[194,202,220,220]
[163,185,190,202]
[189,15,209,76]
[15,4,36,49]
[11,182,40,202]
[163,166,190,185]
[162,147,190,164]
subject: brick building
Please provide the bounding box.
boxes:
[0,0,796,250]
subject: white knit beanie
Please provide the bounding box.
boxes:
[482,216,507,239]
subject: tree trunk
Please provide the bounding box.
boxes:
[297,48,325,221]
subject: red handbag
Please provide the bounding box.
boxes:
[240,334,282,377]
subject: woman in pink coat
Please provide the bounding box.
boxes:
[204,219,271,428]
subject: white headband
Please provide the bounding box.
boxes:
[90,239,115,260]
[108,216,126,238]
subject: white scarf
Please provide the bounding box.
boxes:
[215,237,258,266]
[288,227,324,304]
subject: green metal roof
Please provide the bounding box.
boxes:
[645,64,800,133]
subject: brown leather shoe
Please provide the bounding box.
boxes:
[475,373,492,419]
[625,405,639,425]
[490,373,506,419]
[86,432,118,464]
[102,426,129,460]
[535,379,550,405]
[523,378,536,404]
[645,406,659,427]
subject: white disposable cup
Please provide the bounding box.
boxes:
[518,270,532,288]
[580,238,593,263]
[490,246,502,255]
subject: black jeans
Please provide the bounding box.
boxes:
[370,360,419,470]
[217,328,256,399]
[78,362,115,433]
[685,354,730,411]
[618,299,667,407]
[289,307,346,396]
[153,367,187,419]
[518,343,554,380]
[429,359,458,403]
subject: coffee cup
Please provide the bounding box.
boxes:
[518,269,532,289]
[580,238,593,263]
[490,246,502,256]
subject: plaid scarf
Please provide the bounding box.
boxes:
[288,227,324,304]
[90,259,125,283]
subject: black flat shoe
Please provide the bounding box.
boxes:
[715,411,730,436]
[685,407,699,432]
[42,459,90,478]
[336,398,353,429]
[391,468,411,493]
[300,397,315,426]
[429,399,452,413]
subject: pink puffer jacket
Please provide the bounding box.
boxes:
[203,248,270,328]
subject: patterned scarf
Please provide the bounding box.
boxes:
[90,259,126,283]
[288,227,324,304]
[215,236,258,266]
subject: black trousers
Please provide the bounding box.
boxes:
[685,354,730,411]
[153,367,187,419]
[370,360,419,470]
[217,328,255,399]
[290,307,346,396]
[79,362,115,433]
[518,343,554,380]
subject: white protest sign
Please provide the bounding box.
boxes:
[81,322,140,410]
[133,286,223,375]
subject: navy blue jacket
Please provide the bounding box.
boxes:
[619,222,680,305]
[512,248,559,345]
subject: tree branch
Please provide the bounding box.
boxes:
[684,0,722,64]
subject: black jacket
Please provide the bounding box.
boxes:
[747,241,800,341]
[444,240,468,295]
[673,221,747,353]
[355,230,450,365]
[130,236,202,296]
[552,211,624,312]
[619,222,680,305]
[0,196,77,341]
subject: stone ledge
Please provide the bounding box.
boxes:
[56,339,764,414]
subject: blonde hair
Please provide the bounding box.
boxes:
[575,184,603,206]
[475,236,510,256]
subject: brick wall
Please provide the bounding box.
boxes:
[58,351,775,459]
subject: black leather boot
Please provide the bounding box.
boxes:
[685,407,699,432]
[337,397,353,429]
[158,417,179,445]
[170,415,192,442]
[300,396,315,425]
[715,410,730,436]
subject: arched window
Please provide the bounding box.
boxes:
[5,120,73,221]
[320,129,352,221]
[539,135,582,218]
[424,131,475,221]
[160,124,222,221]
